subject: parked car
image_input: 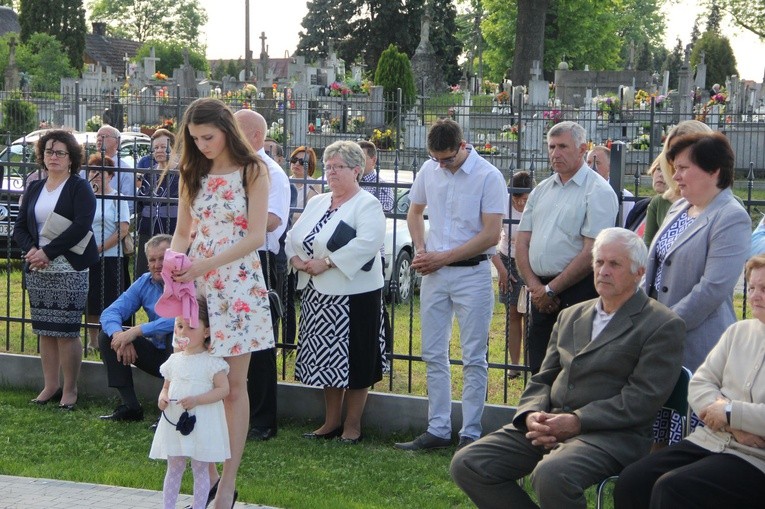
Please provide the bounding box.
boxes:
[0,130,151,258]
[383,188,428,303]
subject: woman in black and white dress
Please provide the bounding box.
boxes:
[285,140,386,444]
[14,130,99,410]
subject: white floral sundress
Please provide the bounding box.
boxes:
[189,170,274,357]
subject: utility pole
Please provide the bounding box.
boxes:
[244,0,251,81]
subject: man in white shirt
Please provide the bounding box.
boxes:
[395,118,507,451]
[234,109,291,441]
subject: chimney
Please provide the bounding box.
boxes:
[92,22,106,36]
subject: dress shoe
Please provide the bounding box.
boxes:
[338,434,363,445]
[456,436,476,451]
[149,418,160,432]
[30,388,62,405]
[247,426,277,441]
[99,404,144,422]
[302,426,343,439]
[59,403,76,411]
[394,431,452,451]
[184,478,220,509]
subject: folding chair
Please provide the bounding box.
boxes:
[595,366,692,509]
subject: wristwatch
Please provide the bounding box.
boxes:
[545,284,555,298]
[324,257,332,268]
[725,402,732,424]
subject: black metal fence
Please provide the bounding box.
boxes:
[1,87,764,404]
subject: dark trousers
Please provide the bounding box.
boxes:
[98,330,170,397]
[247,251,279,430]
[283,272,297,346]
[527,274,597,374]
[614,440,765,509]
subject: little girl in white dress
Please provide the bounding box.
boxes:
[149,298,230,509]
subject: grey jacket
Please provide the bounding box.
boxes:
[644,188,750,371]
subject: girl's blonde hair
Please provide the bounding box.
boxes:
[659,120,713,201]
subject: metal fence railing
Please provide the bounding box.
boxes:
[1,87,764,404]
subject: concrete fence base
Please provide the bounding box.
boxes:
[0,352,517,437]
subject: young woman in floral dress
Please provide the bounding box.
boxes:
[170,97,272,509]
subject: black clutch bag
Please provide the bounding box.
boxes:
[326,220,374,272]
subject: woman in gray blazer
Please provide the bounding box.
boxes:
[285,140,386,444]
[645,132,750,372]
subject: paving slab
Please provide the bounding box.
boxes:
[0,475,277,509]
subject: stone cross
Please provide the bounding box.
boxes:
[123,53,130,79]
[531,60,542,81]
[8,35,17,66]
[144,46,160,78]
[259,32,268,59]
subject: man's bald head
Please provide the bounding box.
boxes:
[233,109,267,151]
[587,146,611,180]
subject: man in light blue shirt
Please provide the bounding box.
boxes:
[98,234,174,423]
[751,216,765,258]
[516,121,618,374]
[396,119,507,451]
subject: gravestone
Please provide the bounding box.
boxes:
[694,52,707,91]
[179,49,198,99]
[675,45,694,121]
[410,3,445,96]
[144,47,160,79]
[4,36,19,90]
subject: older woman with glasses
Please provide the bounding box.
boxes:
[135,128,178,276]
[285,140,387,444]
[14,130,99,410]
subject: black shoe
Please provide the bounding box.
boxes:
[456,436,476,451]
[338,434,363,445]
[59,403,76,411]
[303,426,342,439]
[184,477,220,509]
[149,418,159,432]
[247,426,277,441]
[99,404,144,422]
[30,388,63,405]
[394,431,452,451]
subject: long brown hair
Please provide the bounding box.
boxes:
[176,98,267,204]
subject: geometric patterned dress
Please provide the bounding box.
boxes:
[294,207,386,389]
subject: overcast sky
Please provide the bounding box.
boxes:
[197,0,764,81]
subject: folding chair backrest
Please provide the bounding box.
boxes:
[662,366,692,438]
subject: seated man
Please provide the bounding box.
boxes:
[98,234,174,422]
[451,227,685,509]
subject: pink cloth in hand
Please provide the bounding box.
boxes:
[154,249,199,328]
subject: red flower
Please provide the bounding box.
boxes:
[222,189,234,201]
[215,330,225,341]
[233,215,248,229]
[233,299,251,313]
[213,279,225,291]
[208,177,225,192]
[238,269,248,281]
[229,343,242,355]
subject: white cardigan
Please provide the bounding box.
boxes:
[285,190,385,296]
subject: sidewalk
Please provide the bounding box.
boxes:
[0,475,277,509]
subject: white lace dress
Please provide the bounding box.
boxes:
[149,351,231,462]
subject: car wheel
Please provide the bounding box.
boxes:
[391,250,413,303]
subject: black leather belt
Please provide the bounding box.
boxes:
[448,254,491,267]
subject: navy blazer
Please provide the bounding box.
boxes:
[14,175,99,271]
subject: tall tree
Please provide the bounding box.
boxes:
[296,0,460,86]
[134,41,208,76]
[295,0,356,63]
[706,2,722,33]
[712,0,765,38]
[510,0,547,86]
[482,0,670,85]
[89,0,207,48]
[19,0,86,71]
[662,38,684,89]
[691,31,738,86]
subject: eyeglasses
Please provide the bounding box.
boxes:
[429,148,460,165]
[325,164,353,173]
[290,156,305,165]
[44,149,69,158]
[96,134,118,141]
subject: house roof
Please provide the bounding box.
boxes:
[85,34,141,78]
[0,6,20,36]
